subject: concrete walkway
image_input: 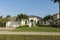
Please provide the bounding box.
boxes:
[0,31,60,35]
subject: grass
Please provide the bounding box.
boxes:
[11,27,60,32]
[0,35,60,40]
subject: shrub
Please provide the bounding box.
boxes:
[23,25,29,27]
[38,25,52,27]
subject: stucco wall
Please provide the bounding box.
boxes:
[6,21,19,28]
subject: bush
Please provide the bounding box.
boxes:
[38,25,52,27]
[23,25,29,27]
[0,22,6,27]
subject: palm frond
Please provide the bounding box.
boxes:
[54,0,57,2]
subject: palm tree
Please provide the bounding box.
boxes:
[52,0,60,27]
[52,0,60,18]
[43,15,53,21]
[16,13,28,21]
[6,15,11,18]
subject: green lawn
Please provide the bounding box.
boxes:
[0,35,60,40]
[11,27,60,32]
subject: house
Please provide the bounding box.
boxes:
[6,16,41,28]
[6,16,19,28]
[27,16,41,27]
[6,13,60,28]
[39,13,60,27]
[39,19,52,26]
[53,13,60,27]
[53,13,60,20]
[6,21,19,28]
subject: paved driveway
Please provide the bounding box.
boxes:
[0,28,16,31]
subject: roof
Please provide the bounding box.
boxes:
[28,15,42,19]
[53,13,60,16]
[9,16,17,21]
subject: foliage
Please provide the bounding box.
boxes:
[43,15,53,21]
[0,21,6,27]
[0,22,3,27]
[38,25,52,27]
[0,16,5,27]
[0,16,3,22]
[16,13,28,21]
[52,0,60,2]
[4,15,11,22]
[6,15,11,18]
[0,15,11,27]
[22,25,29,27]
[52,0,60,14]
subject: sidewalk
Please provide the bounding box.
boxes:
[0,31,60,35]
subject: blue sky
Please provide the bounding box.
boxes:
[0,0,59,18]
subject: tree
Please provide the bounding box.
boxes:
[5,15,11,22]
[0,16,5,27]
[6,15,11,18]
[0,16,3,22]
[16,13,28,21]
[43,15,53,26]
[52,0,60,27]
[52,0,60,18]
[43,15,53,21]
[0,16,3,27]
[2,15,11,27]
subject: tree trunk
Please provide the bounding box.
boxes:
[58,2,60,27]
[59,2,60,19]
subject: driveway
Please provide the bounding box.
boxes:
[0,28,16,31]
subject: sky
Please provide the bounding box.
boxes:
[0,0,59,18]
